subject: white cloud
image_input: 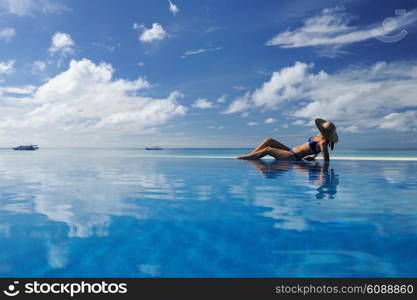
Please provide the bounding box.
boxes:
[233,85,249,91]
[378,111,417,132]
[192,98,213,109]
[222,92,251,114]
[135,23,167,43]
[248,122,258,126]
[181,47,222,58]
[0,59,187,144]
[48,32,74,56]
[224,60,417,133]
[205,26,222,34]
[252,62,325,110]
[292,61,417,132]
[264,117,276,124]
[133,23,143,30]
[0,0,68,16]
[92,42,117,52]
[293,119,305,126]
[266,6,417,53]
[168,0,179,16]
[184,49,206,55]
[0,60,15,74]
[138,62,144,67]
[216,95,226,103]
[340,125,359,133]
[32,60,47,73]
[224,62,324,113]
[0,85,36,94]
[0,27,16,42]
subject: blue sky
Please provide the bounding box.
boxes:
[0,0,417,148]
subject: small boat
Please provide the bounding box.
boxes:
[145,146,163,150]
[13,145,39,151]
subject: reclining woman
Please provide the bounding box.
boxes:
[236,118,338,162]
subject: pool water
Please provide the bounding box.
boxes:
[0,149,416,277]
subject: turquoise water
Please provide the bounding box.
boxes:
[0,148,416,277]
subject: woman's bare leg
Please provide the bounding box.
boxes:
[237,147,296,160]
[250,137,290,153]
[267,148,297,160]
[236,148,269,160]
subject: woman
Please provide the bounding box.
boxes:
[236,118,338,162]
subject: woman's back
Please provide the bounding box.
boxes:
[292,135,323,157]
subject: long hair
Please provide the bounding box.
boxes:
[320,133,335,151]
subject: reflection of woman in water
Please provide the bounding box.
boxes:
[237,118,338,162]
[247,160,339,199]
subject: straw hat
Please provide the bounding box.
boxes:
[315,118,339,143]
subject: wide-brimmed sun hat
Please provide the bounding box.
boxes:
[315,118,339,143]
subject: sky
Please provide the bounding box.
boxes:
[0,0,417,148]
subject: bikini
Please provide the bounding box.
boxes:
[289,137,319,160]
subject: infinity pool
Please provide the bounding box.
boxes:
[0,149,416,277]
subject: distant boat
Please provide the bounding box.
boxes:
[13,145,39,151]
[145,146,163,150]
